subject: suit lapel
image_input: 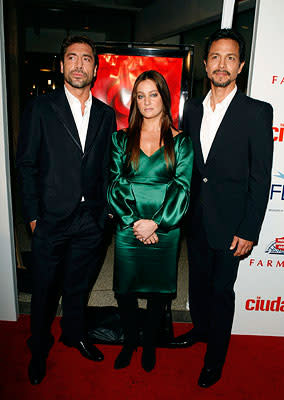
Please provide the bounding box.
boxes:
[83,97,105,157]
[191,101,205,171]
[205,90,242,166]
[49,89,83,153]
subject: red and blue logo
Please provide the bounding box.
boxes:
[265,236,284,255]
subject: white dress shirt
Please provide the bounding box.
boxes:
[64,86,92,152]
[64,86,92,201]
[200,86,237,163]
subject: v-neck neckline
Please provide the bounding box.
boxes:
[139,132,182,158]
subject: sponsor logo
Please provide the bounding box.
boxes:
[249,258,284,267]
[273,123,284,142]
[270,172,284,201]
[245,296,284,312]
[248,238,284,268]
[265,237,284,254]
[272,75,284,85]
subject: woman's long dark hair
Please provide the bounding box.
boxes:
[126,70,177,169]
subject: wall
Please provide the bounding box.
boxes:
[0,0,18,321]
[135,0,255,42]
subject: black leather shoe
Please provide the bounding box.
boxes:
[198,366,222,388]
[28,358,46,385]
[171,330,206,348]
[141,347,156,372]
[114,345,136,369]
[60,337,104,362]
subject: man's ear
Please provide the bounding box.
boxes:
[93,64,98,78]
[60,61,64,74]
[238,61,245,75]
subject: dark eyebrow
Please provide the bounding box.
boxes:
[137,90,158,94]
[65,52,93,58]
[209,52,237,56]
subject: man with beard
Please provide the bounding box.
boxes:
[17,36,116,384]
[175,29,273,387]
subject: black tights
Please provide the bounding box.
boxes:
[116,294,167,348]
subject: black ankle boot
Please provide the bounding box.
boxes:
[141,346,156,372]
[28,357,46,385]
[114,345,136,369]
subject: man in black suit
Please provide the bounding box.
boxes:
[17,36,116,384]
[176,29,273,387]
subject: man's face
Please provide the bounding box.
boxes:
[60,42,97,89]
[204,38,244,88]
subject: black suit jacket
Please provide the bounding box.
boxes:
[17,88,116,234]
[183,90,273,249]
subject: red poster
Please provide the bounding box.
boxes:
[92,55,183,130]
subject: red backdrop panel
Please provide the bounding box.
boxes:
[92,54,183,130]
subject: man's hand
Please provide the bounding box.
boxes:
[30,220,37,233]
[230,235,253,257]
[133,219,158,242]
[143,232,159,245]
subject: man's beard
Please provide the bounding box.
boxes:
[211,70,232,88]
[65,69,93,89]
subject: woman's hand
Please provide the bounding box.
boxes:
[133,219,158,241]
[143,232,159,245]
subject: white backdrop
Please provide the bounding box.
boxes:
[233,0,284,336]
[0,0,18,321]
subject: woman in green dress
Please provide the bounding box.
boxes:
[108,70,194,372]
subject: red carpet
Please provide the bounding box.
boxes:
[0,315,283,400]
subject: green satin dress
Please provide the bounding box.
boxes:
[108,130,194,295]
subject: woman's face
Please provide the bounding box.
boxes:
[136,79,163,120]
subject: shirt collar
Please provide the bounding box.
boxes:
[203,86,237,111]
[64,85,92,108]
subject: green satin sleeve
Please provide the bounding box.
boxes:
[152,135,194,231]
[107,131,139,229]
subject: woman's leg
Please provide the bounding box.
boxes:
[114,293,138,369]
[142,294,167,372]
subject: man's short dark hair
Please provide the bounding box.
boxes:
[60,35,97,64]
[204,28,246,63]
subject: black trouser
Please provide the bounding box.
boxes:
[30,203,104,358]
[116,294,167,348]
[187,229,240,368]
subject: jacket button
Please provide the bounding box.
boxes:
[203,177,208,183]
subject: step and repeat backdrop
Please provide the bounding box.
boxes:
[233,0,284,336]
